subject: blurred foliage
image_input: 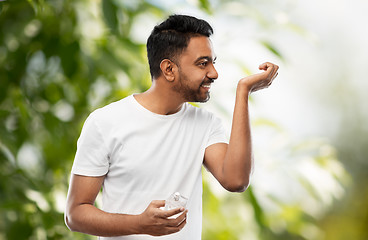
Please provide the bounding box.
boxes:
[0,0,163,239]
[202,122,349,240]
[0,0,353,240]
[316,87,368,240]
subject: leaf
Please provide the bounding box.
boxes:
[102,0,118,33]
[246,187,267,229]
[261,40,284,61]
[253,117,284,131]
[6,219,34,240]
[199,0,212,14]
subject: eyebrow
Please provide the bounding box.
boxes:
[195,56,217,63]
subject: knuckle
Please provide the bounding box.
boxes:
[153,211,160,218]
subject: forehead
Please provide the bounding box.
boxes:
[180,36,215,62]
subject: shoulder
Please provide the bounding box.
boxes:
[87,95,133,124]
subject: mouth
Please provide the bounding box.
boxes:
[200,80,214,91]
[201,83,211,91]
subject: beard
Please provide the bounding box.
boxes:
[172,70,212,103]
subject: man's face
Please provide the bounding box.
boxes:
[172,36,218,103]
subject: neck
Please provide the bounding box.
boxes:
[134,80,185,115]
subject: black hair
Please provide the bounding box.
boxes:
[146,14,213,79]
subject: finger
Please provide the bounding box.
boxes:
[258,62,274,71]
[165,218,187,234]
[258,62,268,70]
[266,72,278,86]
[150,200,166,208]
[259,63,279,78]
[165,210,188,227]
[271,65,279,77]
[161,207,186,218]
[271,72,279,81]
[266,65,278,82]
[178,215,187,227]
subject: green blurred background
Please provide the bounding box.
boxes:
[0,0,367,239]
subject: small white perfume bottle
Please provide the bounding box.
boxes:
[164,192,188,218]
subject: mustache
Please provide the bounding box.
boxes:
[202,78,215,84]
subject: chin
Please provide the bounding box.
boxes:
[184,91,210,103]
[197,94,210,103]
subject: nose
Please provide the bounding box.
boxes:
[208,63,218,80]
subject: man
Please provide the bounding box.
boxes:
[65,14,278,239]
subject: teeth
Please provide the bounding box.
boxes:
[202,84,211,88]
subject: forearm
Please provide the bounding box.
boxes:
[65,204,140,237]
[206,62,278,192]
[222,84,253,191]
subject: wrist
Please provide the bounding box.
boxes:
[133,213,145,235]
[236,82,251,98]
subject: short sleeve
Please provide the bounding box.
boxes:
[206,114,228,148]
[71,111,109,176]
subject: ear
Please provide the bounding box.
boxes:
[160,59,177,82]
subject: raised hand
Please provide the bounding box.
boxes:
[238,62,279,93]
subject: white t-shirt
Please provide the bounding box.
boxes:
[71,94,228,240]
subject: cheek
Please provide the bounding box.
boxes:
[179,67,206,86]
[190,70,206,81]
[197,75,206,85]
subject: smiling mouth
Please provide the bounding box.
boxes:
[200,83,211,91]
[200,79,214,91]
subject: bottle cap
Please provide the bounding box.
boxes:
[174,192,180,201]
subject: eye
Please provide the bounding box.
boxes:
[198,61,208,67]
